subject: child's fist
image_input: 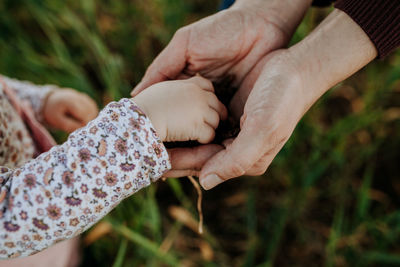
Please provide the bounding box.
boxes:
[43,89,99,133]
[133,76,227,143]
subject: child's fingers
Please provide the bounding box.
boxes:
[67,101,88,120]
[204,109,220,129]
[68,99,97,123]
[207,93,228,120]
[187,76,214,92]
[82,103,99,121]
[59,116,84,133]
[80,95,99,119]
[197,124,216,144]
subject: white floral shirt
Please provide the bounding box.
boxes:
[0,77,171,259]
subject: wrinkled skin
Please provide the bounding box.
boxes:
[131,7,288,90]
[200,50,309,189]
[198,7,378,189]
[131,3,296,180]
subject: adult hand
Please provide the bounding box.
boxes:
[165,145,224,178]
[199,9,377,190]
[199,50,308,189]
[131,0,312,180]
[131,0,312,95]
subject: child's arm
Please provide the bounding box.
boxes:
[0,75,57,122]
[0,75,98,132]
[0,76,226,258]
[0,99,169,258]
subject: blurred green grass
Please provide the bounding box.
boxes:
[1,1,400,266]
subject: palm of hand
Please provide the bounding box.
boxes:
[132,6,298,182]
[182,9,287,85]
[133,7,289,94]
[199,50,308,185]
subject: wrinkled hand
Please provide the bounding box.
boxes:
[43,89,98,133]
[133,76,227,143]
[165,145,224,178]
[199,50,311,189]
[197,8,378,189]
[130,0,308,178]
[131,1,294,96]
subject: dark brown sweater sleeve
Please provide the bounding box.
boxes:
[313,0,400,58]
[335,0,400,58]
[313,0,335,7]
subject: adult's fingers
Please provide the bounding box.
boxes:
[176,73,191,80]
[242,145,280,176]
[199,118,269,190]
[131,29,189,97]
[229,54,271,121]
[165,170,201,178]
[220,137,277,176]
[164,144,223,178]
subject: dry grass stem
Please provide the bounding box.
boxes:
[84,221,112,246]
[188,176,203,234]
[168,206,199,233]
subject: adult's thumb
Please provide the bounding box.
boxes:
[199,123,267,189]
[131,29,189,97]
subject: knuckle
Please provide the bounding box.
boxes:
[193,84,204,94]
[252,167,268,176]
[206,91,218,101]
[245,114,264,129]
[229,160,247,177]
[174,27,188,39]
[186,82,202,94]
[268,129,290,148]
[198,101,211,113]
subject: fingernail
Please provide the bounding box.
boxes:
[200,174,223,190]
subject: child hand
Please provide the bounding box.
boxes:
[43,89,99,133]
[133,76,228,143]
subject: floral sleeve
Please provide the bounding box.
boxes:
[0,75,57,122]
[0,98,171,259]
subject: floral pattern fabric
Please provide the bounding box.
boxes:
[0,79,171,259]
[0,75,55,123]
[0,85,36,169]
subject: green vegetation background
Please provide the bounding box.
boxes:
[1,0,400,266]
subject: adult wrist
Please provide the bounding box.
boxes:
[232,0,313,39]
[288,9,377,107]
